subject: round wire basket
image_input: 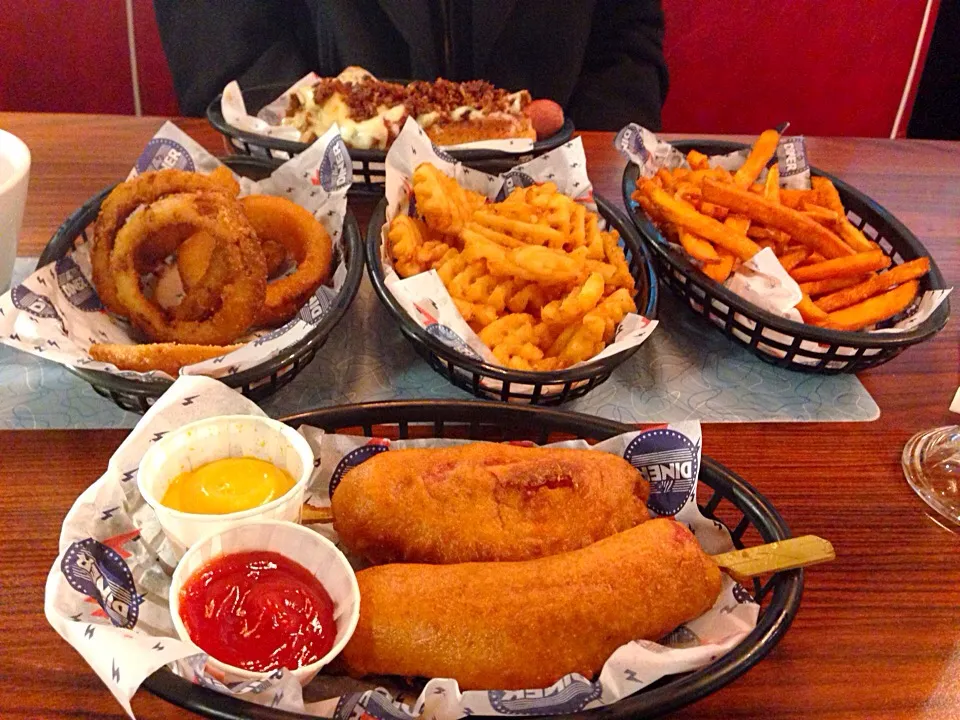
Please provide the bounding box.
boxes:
[35,156,365,413]
[365,194,659,405]
[622,140,950,373]
[207,82,576,193]
[141,399,803,720]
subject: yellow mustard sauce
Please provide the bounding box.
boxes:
[161,457,295,515]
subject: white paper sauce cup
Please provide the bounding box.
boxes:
[138,415,314,558]
[169,519,360,685]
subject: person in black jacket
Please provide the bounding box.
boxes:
[153,0,668,131]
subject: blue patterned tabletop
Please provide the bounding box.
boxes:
[0,258,879,429]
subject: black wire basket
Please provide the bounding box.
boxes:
[207,82,576,194]
[622,140,951,373]
[35,156,365,414]
[365,195,659,405]
[141,400,803,720]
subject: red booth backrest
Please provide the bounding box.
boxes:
[0,1,936,137]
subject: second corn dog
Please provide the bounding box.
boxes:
[340,518,722,690]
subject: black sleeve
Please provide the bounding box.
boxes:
[565,0,668,131]
[152,1,318,116]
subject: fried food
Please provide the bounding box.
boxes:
[240,195,333,327]
[631,130,931,331]
[391,166,639,370]
[815,257,929,312]
[701,179,854,259]
[638,179,761,261]
[332,442,650,564]
[109,192,267,345]
[821,280,919,330]
[734,128,780,187]
[91,168,240,316]
[86,166,341,372]
[789,250,891,283]
[89,342,241,376]
[340,518,722,690]
[283,67,546,149]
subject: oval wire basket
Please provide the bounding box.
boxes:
[139,400,803,720]
[207,82,575,193]
[36,156,365,413]
[622,140,950,373]
[365,194,659,405]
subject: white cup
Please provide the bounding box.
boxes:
[169,519,360,686]
[137,414,314,559]
[0,129,30,293]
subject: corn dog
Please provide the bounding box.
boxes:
[332,443,650,563]
[340,518,722,690]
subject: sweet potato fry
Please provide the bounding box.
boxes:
[724,214,751,234]
[763,165,780,202]
[702,179,854,259]
[799,275,869,297]
[801,203,840,225]
[746,226,790,244]
[687,149,710,170]
[778,188,817,210]
[790,250,891,282]
[680,230,720,263]
[814,258,930,312]
[821,280,919,331]
[639,179,761,261]
[734,129,780,187]
[700,201,728,220]
[795,293,829,323]
[778,247,810,272]
[797,252,826,267]
[811,176,876,253]
[701,249,735,283]
[656,168,678,193]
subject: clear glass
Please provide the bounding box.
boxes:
[902,425,960,525]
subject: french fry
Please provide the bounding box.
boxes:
[702,179,855,259]
[746,226,790,244]
[821,280,919,331]
[799,275,869,297]
[640,179,761,261]
[724,214,751,234]
[701,249,735,283]
[814,258,930,312]
[763,165,780,203]
[778,188,818,210]
[811,176,877,253]
[778,247,810,272]
[687,149,710,170]
[797,252,826,267]
[795,293,829,323]
[801,203,839,224]
[734,129,780,187]
[680,230,721,263]
[699,201,728,220]
[656,168,678,193]
[790,250,891,282]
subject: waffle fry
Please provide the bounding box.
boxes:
[389,162,640,369]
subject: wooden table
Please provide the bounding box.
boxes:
[0,113,958,720]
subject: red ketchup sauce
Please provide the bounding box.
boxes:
[178,550,336,672]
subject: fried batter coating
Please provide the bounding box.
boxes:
[332,442,650,564]
[89,342,241,376]
[340,518,722,690]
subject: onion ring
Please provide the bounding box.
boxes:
[91,168,240,315]
[90,342,242,376]
[178,231,288,290]
[110,192,266,344]
[240,195,333,327]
